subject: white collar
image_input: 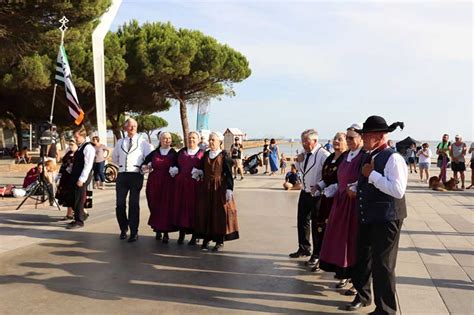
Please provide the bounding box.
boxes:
[160,147,171,155]
[187,147,200,155]
[209,149,222,159]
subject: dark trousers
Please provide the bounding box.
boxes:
[352,219,403,315]
[72,176,91,225]
[116,172,144,235]
[297,191,321,253]
[93,161,105,182]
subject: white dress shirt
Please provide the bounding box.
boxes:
[112,133,153,173]
[368,151,408,199]
[78,142,96,183]
[296,144,330,193]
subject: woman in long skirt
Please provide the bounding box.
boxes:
[268,138,280,175]
[319,124,364,291]
[195,131,239,252]
[144,132,177,243]
[173,131,205,245]
[309,132,347,271]
[56,139,78,220]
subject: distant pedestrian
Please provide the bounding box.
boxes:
[467,142,474,189]
[387,139,396,150]
[406,143,417,174]
[262,138,270,174]
[198,136,209,151]
[280,153,287,174]
[416,143,432,183]
[436,134,451,183]
[324,140,333,153]
[268,138,280,175]
[230,137,244,180]
[450,135,467,189]
[91,136,109,190]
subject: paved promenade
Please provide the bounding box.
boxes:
[0,169,472,314]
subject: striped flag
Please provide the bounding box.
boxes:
[55,45,84,125]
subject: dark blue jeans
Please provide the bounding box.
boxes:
[93,161,105,182]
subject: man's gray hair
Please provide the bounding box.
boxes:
[124,117,138,128]
[301,129,318,141]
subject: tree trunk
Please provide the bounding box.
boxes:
[13,118,23,149]
[108,114,122,141]
[179,99,189,147]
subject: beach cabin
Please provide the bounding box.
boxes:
[223,128,245,151]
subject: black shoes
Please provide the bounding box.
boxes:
[201,241,209,250]
[212,243,224,252]
[345,286,357,296]
[305,255,319,266]
[346,295,370,311]
[289,249,311,258]
[336,278,349,288]
[155,232,162,240]
[120,231,127,240]
[128,234,138,243]
[66,221,83,229]
[162,234,169,244]
[188,237,197,246]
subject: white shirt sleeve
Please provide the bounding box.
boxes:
[368,153,408,199]
[112,140,121,164]
[79,144,96,183]
[142,140,153,161]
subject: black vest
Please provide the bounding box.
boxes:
[357,148,407,224]
[71,142,92,183]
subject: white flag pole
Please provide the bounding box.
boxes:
[49,16,69,124]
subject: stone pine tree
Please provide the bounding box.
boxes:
[134,114,168,143]
[117,21,252,145]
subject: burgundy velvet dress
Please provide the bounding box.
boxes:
[146,148,177,232]
[173,148,205,232]
[319,150,363,279]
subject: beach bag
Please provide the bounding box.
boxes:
[12,188,26,198]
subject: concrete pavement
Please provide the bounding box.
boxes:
[0,169,472,314]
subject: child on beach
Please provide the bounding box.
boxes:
[283,164,302,190]
[280,153,287,174]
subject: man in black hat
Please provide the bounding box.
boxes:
[347,115,407,315]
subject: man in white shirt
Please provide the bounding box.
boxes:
[347,115,407,314]
[112,118,153,242]
[289,129,330,267]
[67,125,95,229]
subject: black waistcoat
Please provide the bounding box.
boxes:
[357,148,407,224]
[71,142,92,183]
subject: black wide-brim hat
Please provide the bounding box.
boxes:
[355,115,404,134]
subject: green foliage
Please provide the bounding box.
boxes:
[170,132,183,149]
[134,114,168,142]
[116,21,252,142]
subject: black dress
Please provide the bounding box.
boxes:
[56,151,75,207]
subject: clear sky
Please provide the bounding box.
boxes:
[111,0,473,141]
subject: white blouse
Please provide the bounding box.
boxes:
[187,147,200,155]
[346,148,362,162]
[209,149,222,159]
[160,147,171,155]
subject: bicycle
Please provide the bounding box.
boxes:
[104,161,119,183]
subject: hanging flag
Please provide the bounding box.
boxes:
[55,45,84,125]
[196,100,210,132]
